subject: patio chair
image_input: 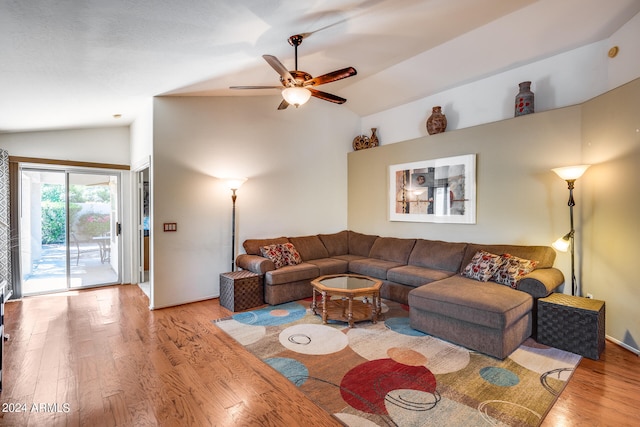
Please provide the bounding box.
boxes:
[71,232,100,266]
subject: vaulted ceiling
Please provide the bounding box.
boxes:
[1,0,638,133]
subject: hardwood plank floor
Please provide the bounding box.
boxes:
[1,284,638,426]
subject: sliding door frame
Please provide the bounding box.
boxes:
[9,157,129,299]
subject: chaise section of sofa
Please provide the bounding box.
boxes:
[408,243,563,359]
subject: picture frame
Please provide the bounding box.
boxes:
[389,154,476,223]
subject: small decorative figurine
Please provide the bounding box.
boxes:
[353,128,380,150]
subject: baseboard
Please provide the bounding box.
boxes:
[150,294,217,310]
[606,334,640,356]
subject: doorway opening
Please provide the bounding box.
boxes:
[20,166,121,295]
[138,167,150,298]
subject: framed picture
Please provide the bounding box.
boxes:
[389,154,476,223]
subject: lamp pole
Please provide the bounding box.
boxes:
[225,178,247,272]
[552,165,590,297]
[566,179,577,296]
[230,188,237,272]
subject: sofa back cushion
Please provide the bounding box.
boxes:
[460,243,556,273]
[408,239,467,272]
[243,237,289,255]
[288,235,329,261]
[369,237,416,264]
[319,231,349,256]
[348,231,379,257]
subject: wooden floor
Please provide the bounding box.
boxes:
[1,285,638,426]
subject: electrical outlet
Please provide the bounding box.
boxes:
[586,293,593,299]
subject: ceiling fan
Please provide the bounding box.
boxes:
[230,34,357,110]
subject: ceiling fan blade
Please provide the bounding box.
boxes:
[263,55,295,86]
[303,67,357,87]
[309,88,346,104]
[277,99,290,110]
[229,85,282,90]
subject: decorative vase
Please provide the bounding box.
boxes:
[369,128,379,147]
[514,81,534,117]
[426,106,447,135]
[352,128,380,150]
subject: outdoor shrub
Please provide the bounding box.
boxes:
[76,213,110,237]
[41,202,66,244]
[41,202,81,244]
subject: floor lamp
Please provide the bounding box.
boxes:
[551,165,590,296]
[226,178,247,272]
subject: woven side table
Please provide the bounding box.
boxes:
[537,293,605,360]
[220,271,264,312]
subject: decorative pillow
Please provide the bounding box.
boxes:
[260,244,288,269]
[260,243,302,269]
[461,250,504,282]
[281,242,302,266]
[493,253,539,288]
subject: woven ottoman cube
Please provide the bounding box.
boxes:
[537,293,605,360]
[220,271,264,312]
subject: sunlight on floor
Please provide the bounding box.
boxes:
[22,244,118,295]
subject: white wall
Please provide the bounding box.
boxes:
[130,99,154,169]
[150,95,359,309]
[0,127,130,165]
[362,14,640,145]
[607,12,640,90]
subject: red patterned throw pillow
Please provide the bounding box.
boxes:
[260,243,303,269]
[493,253,538,288]
[260,244,288,269]
[281,243,302,266]
[462,250,504,282]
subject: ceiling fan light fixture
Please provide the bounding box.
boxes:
[282,87,311,107]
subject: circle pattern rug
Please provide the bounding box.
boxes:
[214,299,581,426]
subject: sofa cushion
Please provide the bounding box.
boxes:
[460,244,555,272]
[332,254,368,263]
[265,263,319,286]
[243,237,289,255]
[461,250,503,282]
[348,231,378,257]
[305,258,349,276]
[288,235,329,261]
[387,265,456,287]
[318,231,349,256]
[408,276,533,330]
[408,239,467,272]
[349,258,404,280]
[369,237,416,264]
[492,253,538,288]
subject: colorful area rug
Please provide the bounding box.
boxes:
[213,298,580,427]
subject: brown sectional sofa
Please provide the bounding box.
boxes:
[235,230,564,359]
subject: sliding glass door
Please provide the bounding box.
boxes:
[20,167,120,295]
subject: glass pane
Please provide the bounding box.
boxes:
[20,170,68,295]
[68,172,119,288]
